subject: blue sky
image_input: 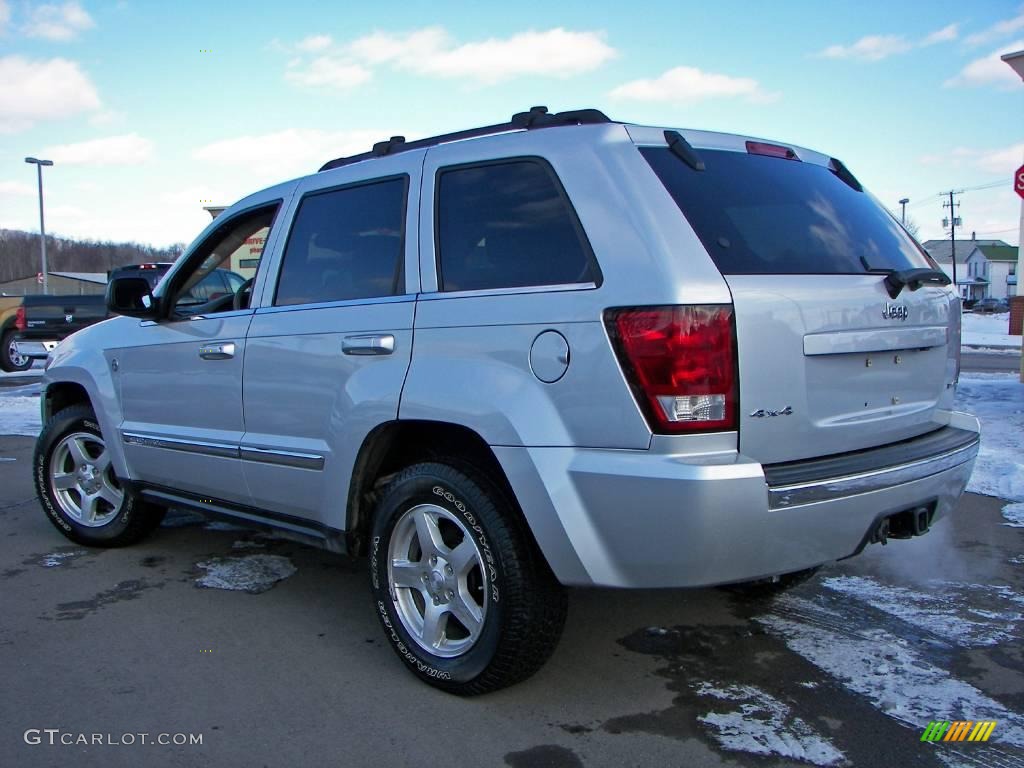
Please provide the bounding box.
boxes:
[1,0,1021,248]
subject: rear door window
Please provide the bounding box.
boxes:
[641,147,931,275]
[435,159,598,292]
[274,177,407,306]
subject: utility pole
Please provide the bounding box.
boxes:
[24,157,54,294]
[899,198,909,224]
[943,190,961,298]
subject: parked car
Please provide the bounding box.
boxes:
[33,107,980,694]
[0,296,31,372]
[10,293,109,366]
[11,264,246,365]
[971,297,1009,314]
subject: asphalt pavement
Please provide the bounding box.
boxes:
[1,433,1023,768]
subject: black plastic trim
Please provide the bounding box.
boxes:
[763,426,979,488]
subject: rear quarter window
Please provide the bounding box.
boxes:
[641,147,931,275]
[435,159,599,292]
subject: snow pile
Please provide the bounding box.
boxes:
[1002,503,1024,528]
[961,312,1021,350]
[695,682,845,766]
[195,554,296,594]
[954,374,1024,503]
[0,382,41,436]
[821,576,1024,647]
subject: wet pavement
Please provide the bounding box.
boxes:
[1,433,1022,768]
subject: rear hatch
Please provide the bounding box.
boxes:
[639,134,959,464]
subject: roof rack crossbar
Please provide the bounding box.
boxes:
[318,106,612,172]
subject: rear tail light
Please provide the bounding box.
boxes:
[14,306,25,331]
[606,305,737,433]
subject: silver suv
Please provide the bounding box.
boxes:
[33,107,980,694]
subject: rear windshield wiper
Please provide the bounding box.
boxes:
[878,267,951,299]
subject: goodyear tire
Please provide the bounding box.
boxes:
[34,404,165,547]
[370,462,567,695]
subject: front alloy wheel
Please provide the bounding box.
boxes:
[35,404,165,547]
[49,431,124,527]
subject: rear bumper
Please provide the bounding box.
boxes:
[495,413,980,588]
[13,339,59,359]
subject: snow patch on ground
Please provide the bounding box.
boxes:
[954,374,1024,502]
[1002,502,1024,528]
[694,682,845,766]
[195,554,296,594]
[759,596,1024,748]
[0,384,41,436]
[821,576,1024,647]
[961,313,1021,349]
[40,551,86,568]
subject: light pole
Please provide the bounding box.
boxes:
[24,157,53,294]
[899,198,909,224]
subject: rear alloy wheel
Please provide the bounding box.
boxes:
[34,405,165,547]
[370,462,567,695]
[1,330,32,372]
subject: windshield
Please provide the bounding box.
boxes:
[641,147,931,275]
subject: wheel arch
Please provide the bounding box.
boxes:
[345,420,527,557]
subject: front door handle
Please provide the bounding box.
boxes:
[199,342,236,360]
[342,334,395,356]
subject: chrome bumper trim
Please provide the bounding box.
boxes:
[768,437,980,509]
[13,340,59,359]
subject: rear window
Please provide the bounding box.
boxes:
[641,147,930,275]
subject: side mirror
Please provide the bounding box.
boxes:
[106,276,158,318]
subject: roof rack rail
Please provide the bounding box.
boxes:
[318,106,612,172]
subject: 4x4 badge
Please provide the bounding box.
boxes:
[749,406,793,418]
[882,303,908,321]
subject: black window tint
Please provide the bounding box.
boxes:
[641,147,931,275]
[436,160,596,292]
[275,178,407,306]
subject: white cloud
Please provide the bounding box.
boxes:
[22,1,94,41]
[816,34,913,61]
[944,40,1024,88]
[917,142,1024,174]
[609,66,776,105]
[922,23,959,45]
[965,10,1024,46]
[284,56,371,89]
[296,34,332,52]
[0,55,101,132]
[193,128,388,180]
[0,180,35,197]
[346,27,616,84]
[42,133,154,165]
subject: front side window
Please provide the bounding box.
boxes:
[436,160,598,292]
[171,205,277,316]
[274,177,407,307]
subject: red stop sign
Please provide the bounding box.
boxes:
[1016,164,1024,200]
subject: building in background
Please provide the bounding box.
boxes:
[0,271,107,296]
[921,237,1010,300]
[962,243,1018,300]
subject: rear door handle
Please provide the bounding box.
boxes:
[342,334,395,356]
[199,342,236,360]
